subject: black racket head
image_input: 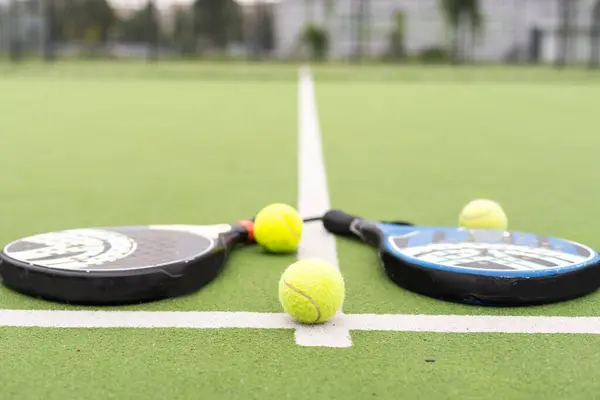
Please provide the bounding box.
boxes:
[380,224,600,306]
[0,222,254,305]
[322,210,600,306]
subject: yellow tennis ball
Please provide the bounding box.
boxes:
[278,258,345,324]
[458,199,508,230]
[253,203,303,253]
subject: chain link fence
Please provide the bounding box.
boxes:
[0,0,598,67]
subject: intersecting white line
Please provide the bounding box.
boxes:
[2,310,600,335]
[296,65,352,347]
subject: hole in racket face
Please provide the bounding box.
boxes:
[1,225,230,272]
[383,227,598,278]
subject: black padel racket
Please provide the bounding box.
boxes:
[0,216,321,305]
[322,209,600,306]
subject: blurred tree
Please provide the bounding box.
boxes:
[301,23,328,60]
[351,0,368,61]
[41,0,55,61]
[192,0,243,51]
[439,0,482,63]
[299,0,332,60]
[145,0,160,61]
[81,0,117,43]
[117,0,160,60]
[49,0,117,43]
[386,10,406,61]
[118,0,160,43]
[245,2,274,59]
[589,0,600,68]
[7,0,22,62]
[47,0,65,42]
[255,2,274,54]
[556,0,576,67]
[172,6,196,55]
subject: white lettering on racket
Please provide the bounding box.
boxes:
[392,242,593,270]
[4,229,137,269]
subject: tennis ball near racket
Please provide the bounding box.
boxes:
[458,199,508,230]
[278,258,345,324]
[253,203,303,253]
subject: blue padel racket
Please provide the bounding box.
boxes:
[322,209,600,306]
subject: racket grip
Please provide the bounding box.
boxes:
[322,209,361,237]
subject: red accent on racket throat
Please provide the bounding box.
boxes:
[237,220,255,241]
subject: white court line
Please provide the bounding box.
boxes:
[297,66,352,347]
[2,310,600,334]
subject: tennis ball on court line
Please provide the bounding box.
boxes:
[253,203,303,253]
[279,258,345,324]
[458,198,508,230]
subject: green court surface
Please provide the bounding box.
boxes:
[1,62,600,400]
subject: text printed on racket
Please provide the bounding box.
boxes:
[389,241,595,271]
[3,229,137,269]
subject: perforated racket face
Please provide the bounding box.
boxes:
[1,224,233,272]
[380,225,600,278]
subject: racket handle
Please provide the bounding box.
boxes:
[323,209,414,247]
[322,209,383,246]
[322,209,362,237]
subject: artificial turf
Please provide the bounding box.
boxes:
[2,328,599,400]
[1,62,600,400]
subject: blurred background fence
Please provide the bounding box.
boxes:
[0,0,599,68]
